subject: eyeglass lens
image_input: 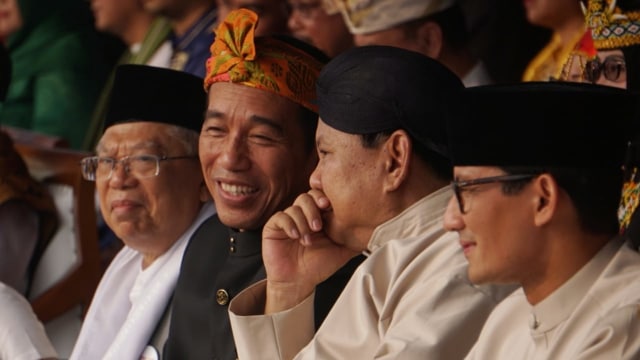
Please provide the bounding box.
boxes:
[585,55,626,83]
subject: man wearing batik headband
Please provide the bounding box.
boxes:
[228,44,516,359]
[162,9,363,360]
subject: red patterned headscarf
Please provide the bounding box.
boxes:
[204,9,323,113]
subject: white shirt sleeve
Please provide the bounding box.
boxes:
[0,283,57,360]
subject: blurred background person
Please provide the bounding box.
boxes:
[0,0,109,149]
[338,0,492,87]
[287,0,353,57]
[521,0,585,81]
[84,0,172,151]
[217,0,290,35]
[0,38,58,297]
[142,0,217,77]
[573,0,640,244]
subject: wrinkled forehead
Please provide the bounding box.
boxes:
[97,122,175,154]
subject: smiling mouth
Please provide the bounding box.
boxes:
[219,182,258,196]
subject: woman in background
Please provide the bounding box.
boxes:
[0,0,108,149]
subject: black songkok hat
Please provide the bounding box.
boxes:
[316,45,464,158]
[448,82,639,168]
[105,64,207,133]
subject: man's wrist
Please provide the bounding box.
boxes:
[265,281,314,314]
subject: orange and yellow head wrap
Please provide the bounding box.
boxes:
[204,9,323,113]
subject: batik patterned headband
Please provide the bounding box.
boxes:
[204,8,322,113]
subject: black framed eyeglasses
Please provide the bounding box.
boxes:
[80,154,198,181]
[452,174,537,214]
[584,55,626,83]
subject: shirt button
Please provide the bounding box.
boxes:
[216,289,229,305]
[529,313,539,330]
[230,236,236,244]
[230,245,236,253]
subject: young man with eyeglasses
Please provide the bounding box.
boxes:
[444,81,640,359]
[70,64,215,360]
[227,44,515,359]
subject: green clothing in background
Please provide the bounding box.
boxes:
[0,0,109,149]
[83,17,171,151]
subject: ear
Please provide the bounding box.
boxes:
[417,21,443,58]
[532,173,558,227]
[382,130,411,192]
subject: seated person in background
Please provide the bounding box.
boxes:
[142,0,218,77]
[70,64,215,360]
[0,281,56,360]
[445,82,640,359]
[0,38,57,296]
[521,0,585,81]
[216,0,291,35]
[0,0,108,149]
[229,44,515,359]
[337,0,492,87]
[572,0,640,243]
[162,9,363,360]
[83,0,172,151]
[0,130,58,296]
[287,0,353,57]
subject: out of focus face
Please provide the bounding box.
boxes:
[200,82,316,230]
[96,122,206,262]
[91,0,145,37]
[217,0,290,35]
[287,0,353,57]
[0,0,22,39]
[522,0,581,28]
[142,0,201,18]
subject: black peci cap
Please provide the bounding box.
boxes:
[448,82,639,168]
[316,45,464,159]
[105,64,207,133]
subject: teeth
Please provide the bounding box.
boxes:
[220,182,257,196]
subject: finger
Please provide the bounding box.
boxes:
[284,200,315,240]
[264,211,301,240]
[307,189,331,210]
[291,193,324,232]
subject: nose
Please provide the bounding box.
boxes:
[288,9,302,33]
[108,160,134,188]
[308,163,321,190]
[217,134,251,171]
[443,195,464,231]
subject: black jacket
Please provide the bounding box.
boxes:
[163,214,364,360]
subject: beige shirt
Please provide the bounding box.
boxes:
[466,237,640,360]
[229,187,516,359]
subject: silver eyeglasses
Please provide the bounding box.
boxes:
[80,154,198,181]
[451,174,537,214]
